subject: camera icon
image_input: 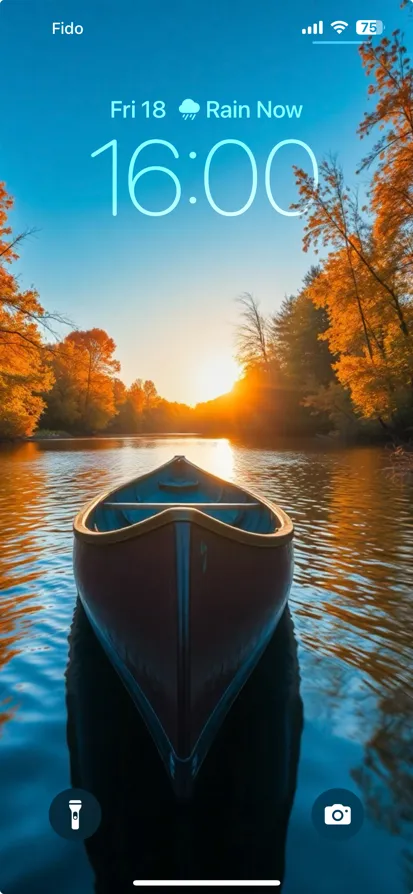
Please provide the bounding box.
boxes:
[324,804,352,825]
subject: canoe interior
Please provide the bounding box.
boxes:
[88,455,277,535]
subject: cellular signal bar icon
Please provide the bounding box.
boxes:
[302,21,323,35]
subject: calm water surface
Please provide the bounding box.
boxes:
[0,437,412,892]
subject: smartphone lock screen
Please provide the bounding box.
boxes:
[0,1,412,892]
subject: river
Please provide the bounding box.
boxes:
[0,436,412,892]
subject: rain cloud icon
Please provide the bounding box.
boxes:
[179,99,200,120]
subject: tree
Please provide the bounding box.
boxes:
[112,378,127,413]
[268,272,343,433]
[302,250,411,423]
[142,379,159,410]
[65,328,120,429]
[358,31,413,249]
[43,329,120,433]
[0,183,54,437]
[292,88,413,429]
[270,269,334,390]
[235,293,270,372]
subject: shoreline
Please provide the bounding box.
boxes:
[1,432,411,451]
[24,431,203,441]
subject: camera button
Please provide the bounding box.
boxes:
[312,788,364,840]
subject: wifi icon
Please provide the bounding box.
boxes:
[331,20,349,34]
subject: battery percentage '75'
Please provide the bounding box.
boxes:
[356,20,384,35]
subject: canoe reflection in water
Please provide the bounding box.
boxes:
[65,600,302,887]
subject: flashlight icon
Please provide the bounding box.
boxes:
[68,799,82,830]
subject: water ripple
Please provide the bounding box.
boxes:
[0,438,412,893]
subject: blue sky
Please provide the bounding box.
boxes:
[0,0,408,403]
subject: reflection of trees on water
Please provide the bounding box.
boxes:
[230,444,413,886]
[0,696,18,735]
[66,602,303,885]
[351,685,413,890]
[297,625,413,886]
[402,849,413,894]
[1,436,412,884]
[279,446,413,886]
[293,448,413,675]
[0,443,46,732]
[300,615,413,886]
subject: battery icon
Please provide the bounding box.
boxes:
[356,20,384,35]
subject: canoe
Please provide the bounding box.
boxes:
[73,455,294,798]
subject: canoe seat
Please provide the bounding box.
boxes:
[158,478,199,492]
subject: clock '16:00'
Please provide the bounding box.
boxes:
[91,139,318,217]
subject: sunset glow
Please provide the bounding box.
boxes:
[195,356,241,404]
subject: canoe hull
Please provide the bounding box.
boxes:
[73,514,293,798]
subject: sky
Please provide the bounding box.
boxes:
[0,0,409,404]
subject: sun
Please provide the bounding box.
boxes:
[195,355,241,404]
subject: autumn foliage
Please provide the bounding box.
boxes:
[289,31,413,431]
[43,330,120,433]
[0,185,54,437]
[234,29,413,439]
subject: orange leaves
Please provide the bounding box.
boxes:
[357,32,413,249]
[44,331,121,433]
[66,328,121,377]
[0,184,55,437]
[143,379,159,409]
[108,379,161,434]
[0,381,50,438]
[128,379,145,414]
[0,183,14,264]
[304,243,413,422]
[292,158,354,256]
[291,34,413,431]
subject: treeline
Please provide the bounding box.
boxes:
[41,329,195,435]
[0,29,412,441]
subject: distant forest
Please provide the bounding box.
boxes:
[0,30,413,442]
